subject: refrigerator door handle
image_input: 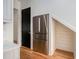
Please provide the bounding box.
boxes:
[38,18,40,32]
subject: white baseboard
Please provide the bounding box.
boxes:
[48,49,56,56]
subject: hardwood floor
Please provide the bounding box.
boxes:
[20,47,74,59]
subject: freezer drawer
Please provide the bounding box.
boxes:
[33,39,48,55]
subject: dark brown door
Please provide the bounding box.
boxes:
[22,7,31,48]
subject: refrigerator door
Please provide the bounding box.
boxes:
[33,14,49,55]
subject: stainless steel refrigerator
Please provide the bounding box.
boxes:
[33,14,49,55]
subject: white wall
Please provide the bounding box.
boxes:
[48,16,56,55]
[21,0,31,9]
[51,0,76,32]
[31,0,51,16]
[51,0,76,26]
[55,20,75,52]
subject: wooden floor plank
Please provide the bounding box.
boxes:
[20,47,74,59]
